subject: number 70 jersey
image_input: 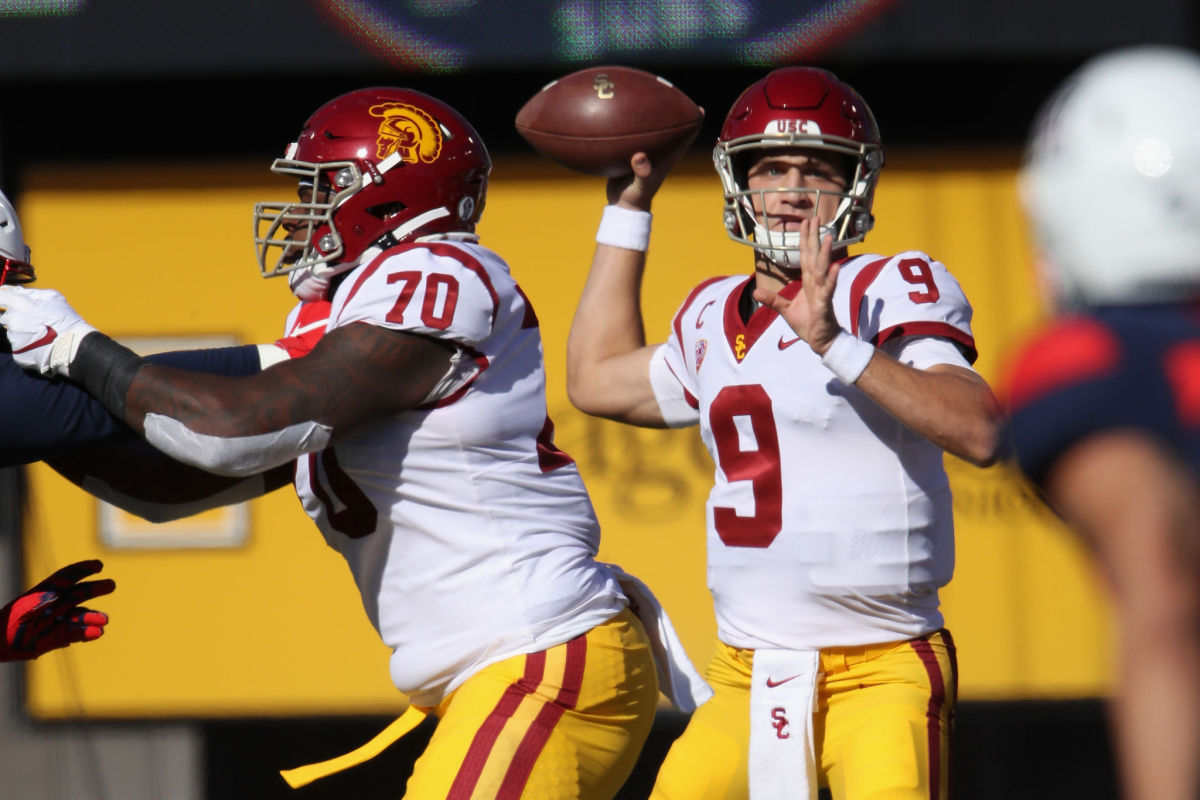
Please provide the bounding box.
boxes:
[290,240,625,707]
[656,251,977,651]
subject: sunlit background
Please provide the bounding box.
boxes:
[0,1,1196,798]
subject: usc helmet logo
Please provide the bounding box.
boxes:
[368,102,443,164]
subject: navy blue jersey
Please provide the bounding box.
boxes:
[1007,305,1200,486]
[0,342,262,468]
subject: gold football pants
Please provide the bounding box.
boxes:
[404,606,659,800]
[651,630,957,800]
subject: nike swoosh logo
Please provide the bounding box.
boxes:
[13,325,57,354]
[766,675,801,688]
[695,300,715,329]
[778,336,801,350]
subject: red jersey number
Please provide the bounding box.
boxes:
[897,258,940,304]
[709,384,783,548]
[306,448,377,539]
[386,271,461,329]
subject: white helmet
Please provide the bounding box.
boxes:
[0,190,33,286]
[1020,46,1200,308]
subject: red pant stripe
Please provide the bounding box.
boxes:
[911,635,947,800]
[447,651,547,800]
[495,635,588,800]
[940,629,958,798]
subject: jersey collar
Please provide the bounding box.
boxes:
[723,277,802,363]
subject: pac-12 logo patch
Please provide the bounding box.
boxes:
[695,338,708,372]
[369,103,443,164]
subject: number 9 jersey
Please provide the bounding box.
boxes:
[294,239,627,708]
[649,251,977,651]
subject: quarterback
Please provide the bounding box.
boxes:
[567,67,1004,800]
[1008,47,1200,800]
[0,88,707,799]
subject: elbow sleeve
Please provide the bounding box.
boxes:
[143,414,332,477]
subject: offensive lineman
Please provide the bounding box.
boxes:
[1008,47,1200,800]
[567,68,1004,799]
[0,88,706,799]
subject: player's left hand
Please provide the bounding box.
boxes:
[754,217,842,356]
[0,285,97,377]
[0,559,115,662]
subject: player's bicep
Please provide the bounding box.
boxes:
[281,322,455,435]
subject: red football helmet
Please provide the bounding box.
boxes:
[714,67,883,264]
[254,87,492,280]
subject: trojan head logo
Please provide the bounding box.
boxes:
[735,333,747,361]
[368,103,443,164]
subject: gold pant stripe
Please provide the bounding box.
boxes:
[279,704,429,789]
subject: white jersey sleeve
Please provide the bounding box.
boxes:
[648,279,724,429]
[879,335,974,372]
[330,244,498,346]
[847,251,977,364]
[649,344,700,428]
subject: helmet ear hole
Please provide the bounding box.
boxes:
[366,202,407,221]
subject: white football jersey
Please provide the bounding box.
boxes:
[653,251,976,650]
[294,239,625,706]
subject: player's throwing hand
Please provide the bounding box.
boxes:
[754,216,841,357]
[0,560,115,662]
[607,152,680,213]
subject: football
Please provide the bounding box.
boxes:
[515,66,704,177]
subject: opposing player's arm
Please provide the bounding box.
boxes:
[567,153,674,428]
[48,441,293,523]
[1046,431,1200,609]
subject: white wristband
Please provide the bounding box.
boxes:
[596,205,652,252]
[821,330,875,384]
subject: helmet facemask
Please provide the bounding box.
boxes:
[253,158,367,279]
[714,133,882,269]
[0,256,35,286]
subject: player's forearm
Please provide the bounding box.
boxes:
[855,354,1005,467]
[73,324,451,476]
[566,243,659,419]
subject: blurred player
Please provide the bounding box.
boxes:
[567,67,1004,800]
[0,88,707,799]
[1008,47,1200,800]
[0,560,113,663]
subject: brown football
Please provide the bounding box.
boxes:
[515,66,704,177]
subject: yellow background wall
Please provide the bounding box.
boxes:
[17,154,1111,719]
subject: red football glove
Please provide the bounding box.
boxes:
[0,560,115,662]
